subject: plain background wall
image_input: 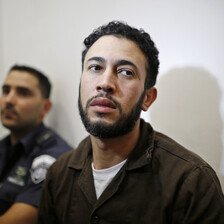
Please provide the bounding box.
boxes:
[0,0,224,190]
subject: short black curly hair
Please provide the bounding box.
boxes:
[82,21,159,88]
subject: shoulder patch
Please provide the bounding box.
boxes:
[30,155,56,184]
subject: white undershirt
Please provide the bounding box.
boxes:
[92,159,127,199]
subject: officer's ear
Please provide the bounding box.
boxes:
[40,99,52,119]
[141,87,157,111]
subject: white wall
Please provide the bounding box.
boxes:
[0,0,224,190]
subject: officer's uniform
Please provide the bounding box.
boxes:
[0,123,72,215]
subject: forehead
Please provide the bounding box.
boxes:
[85,35,147,68]
[4,70,39,89]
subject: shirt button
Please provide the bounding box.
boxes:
[91,215,100,224]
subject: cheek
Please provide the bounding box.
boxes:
[124,84,143,102]
[18,100,43,115]
[80,77,96,103]
[120,85,144,112]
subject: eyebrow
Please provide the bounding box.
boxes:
[87,57,138,70]
[87,56,106,63]
[17,86,33,92]
[116,59,138,70]
[2,84,33,92]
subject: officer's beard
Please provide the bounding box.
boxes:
[78,89,145,139]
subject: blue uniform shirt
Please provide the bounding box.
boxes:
[0,123,73,215]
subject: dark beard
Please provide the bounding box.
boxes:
[78,89,146,139]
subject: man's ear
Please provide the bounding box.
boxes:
[141,87,157,111]
[41,99,52,119]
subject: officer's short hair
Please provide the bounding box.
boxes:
[9,64,51,98]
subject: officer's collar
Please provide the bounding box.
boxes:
[1,135,11,146]
[19,123,46,155]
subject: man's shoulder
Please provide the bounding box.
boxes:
[140,120,208,168]
[35,125,73,154]
[149,131,224,197]
[154,131,209,168]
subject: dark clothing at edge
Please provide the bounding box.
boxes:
[0,123,73,214]
[38,119,224,223]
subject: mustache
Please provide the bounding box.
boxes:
[1,105,19,116]
[86,92,122,113]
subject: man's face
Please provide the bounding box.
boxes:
[0,70,47,133]
[79,35,152,138]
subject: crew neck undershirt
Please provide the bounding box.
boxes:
[92,159,127,199]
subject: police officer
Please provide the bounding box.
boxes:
[0,65,73,223]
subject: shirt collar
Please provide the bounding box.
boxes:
[68,119,155,171]
[68,136,92,169]
[20,123,46,155]
[125,119,155,170]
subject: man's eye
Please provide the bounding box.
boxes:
[17,88,31,96]
[119,69,134,77]
[2,86,10,94]
[89,65,102,71]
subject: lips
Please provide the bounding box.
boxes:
[90,98,116,109]
[1,109,18,118]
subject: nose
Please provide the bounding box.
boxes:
[96,69,116,94]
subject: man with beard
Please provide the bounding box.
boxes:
[38,21,224,223]
[0,65,72,224]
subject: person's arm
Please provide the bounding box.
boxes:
[173,166,224,223]
[0,203,37,224]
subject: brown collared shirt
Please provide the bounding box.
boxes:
[38,119,224,223]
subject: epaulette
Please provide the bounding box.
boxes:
[36,130,55,147]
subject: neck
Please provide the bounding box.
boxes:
[9,123,40,146]
[10,131,27,146]
[91,119,141,170]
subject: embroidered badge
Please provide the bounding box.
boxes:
[30,154,56,184]
[7,166,27,186]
